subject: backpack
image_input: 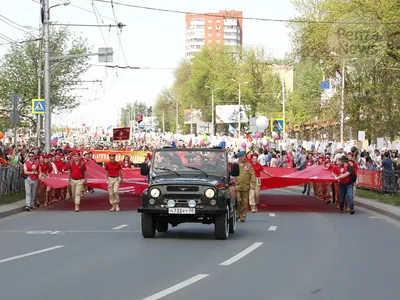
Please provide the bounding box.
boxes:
[69,161,85,174]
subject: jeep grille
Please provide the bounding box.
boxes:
[166,186,199,192]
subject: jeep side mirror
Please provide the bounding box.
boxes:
[230,163,240,177]
[140,162,149,176]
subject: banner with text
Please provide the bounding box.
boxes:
[357,169,382,190]
[91,150,148,164]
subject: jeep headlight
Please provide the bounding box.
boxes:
[204,188,215,199]
[150,188,161,198]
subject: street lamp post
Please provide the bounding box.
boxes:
[231,79,248,138]
[340,58,345,146]
[205,86,220,136]
[43,0,70,153]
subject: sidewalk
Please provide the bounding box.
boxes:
[0,200,26,219]
[283,186,400,222]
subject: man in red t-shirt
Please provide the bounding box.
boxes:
[333,156,355,214]
[105,153,123,211]
[68,151,87,212]
[250,153,273,212]
[23,151,40,211]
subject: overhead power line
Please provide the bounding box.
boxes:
[96,64,176,70]
[93,0,400,25]
[0,38,42,46]
[0,14,39,32]
[50,23,125,28]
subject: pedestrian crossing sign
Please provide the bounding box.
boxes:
[32,99,45,114]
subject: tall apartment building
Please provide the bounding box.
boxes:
[185,10,243,60]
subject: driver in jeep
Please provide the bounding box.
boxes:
[201,152,226,173]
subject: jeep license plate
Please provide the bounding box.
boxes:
[168,208,195,214]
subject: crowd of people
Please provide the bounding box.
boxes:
[0,139,398,218]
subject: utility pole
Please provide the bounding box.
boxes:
[175,100,178,134]
[163,108,165,134]
[36,23,42,148]
[37,56,42,147]
[43,0,51,153]
[238,84,241,138]
[282,77,286,149]
[340,58,345,146]
[190,103,193,134]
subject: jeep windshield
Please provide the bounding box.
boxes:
[152,149,227,176]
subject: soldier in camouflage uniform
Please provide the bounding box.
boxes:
[235,151,256,222]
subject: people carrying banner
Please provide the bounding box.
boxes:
[105,153,123,212]
[333,156,356,215]
[313,155,324,201]
[250,153,273,212]
[320,158,333,204]
[68,151,87,212]
[23,152,40,211]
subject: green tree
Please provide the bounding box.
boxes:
[154,45,285,135]
[288,0,400,140]
[0,27,90,131]
[119,101,149,127]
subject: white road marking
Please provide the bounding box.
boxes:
[268,226,277,231]
[219,242,264,266]
[141,274,209,300]
[0,245,65,264]
[269,213,276,217]
[112,224,128,230]
[26,230,54,235]
[50,231,61,234]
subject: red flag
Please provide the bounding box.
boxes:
[188,138,193,148]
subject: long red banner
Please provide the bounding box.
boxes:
[40,163,338,195]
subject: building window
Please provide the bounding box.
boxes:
[216,19,221,23]
[208,32,212,36]
[217,40,220,43]
[216,32,220,36]
[208,26,212,30]
[208,39,212,43]
[208,19,212,23]
[216,26,220,30]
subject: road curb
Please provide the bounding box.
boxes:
[0,206,26,219]
[354,200,400,222]
[0,200,26,219]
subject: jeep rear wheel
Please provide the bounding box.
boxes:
[215,206,229,240]
[229,205,236,234]
[141,213,156,238]
[156,221,168,233]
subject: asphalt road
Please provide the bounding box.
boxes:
[1,189,400,300]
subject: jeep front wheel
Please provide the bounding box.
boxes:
[141,213,156,238]
[215,206,229,240]
[156,221,168,232]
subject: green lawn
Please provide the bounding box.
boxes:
[0,190,26,205]
[357,188,400,206]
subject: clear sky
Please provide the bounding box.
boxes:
[0,0,296,127]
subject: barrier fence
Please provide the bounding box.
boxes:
[0,166,25,197]
[357,169,399,194]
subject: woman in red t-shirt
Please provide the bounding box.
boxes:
[121,155,133,170]
[38,155,53,207]
[250,153,273,212]
[331,157,341,209]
